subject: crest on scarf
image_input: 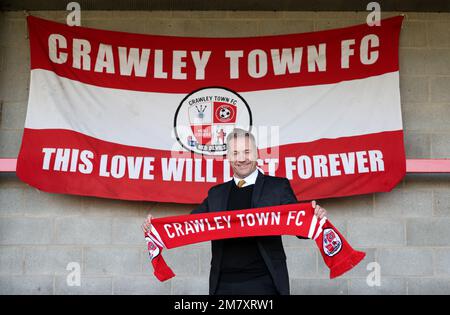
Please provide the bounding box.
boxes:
[146,236,160,260]
[323,228,342,257]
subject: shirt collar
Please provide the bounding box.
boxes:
[233,168,260,187]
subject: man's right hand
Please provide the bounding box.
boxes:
[142,213,154,234]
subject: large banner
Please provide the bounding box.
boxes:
[17,16,405,204]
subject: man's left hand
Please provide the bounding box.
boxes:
[312,200,327,219]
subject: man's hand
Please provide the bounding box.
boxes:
[312,200,327,219]
[142,213,154,234]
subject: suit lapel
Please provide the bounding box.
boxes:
[251,170,265,208]
[217,179,233,211]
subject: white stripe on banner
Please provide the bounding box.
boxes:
[26,69,402,150]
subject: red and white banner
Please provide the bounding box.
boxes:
[17,15,405,204]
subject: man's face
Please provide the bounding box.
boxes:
[227,136,258,179]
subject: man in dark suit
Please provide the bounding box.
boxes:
[143,128,327,295]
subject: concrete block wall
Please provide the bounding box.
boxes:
[0,10,449,294]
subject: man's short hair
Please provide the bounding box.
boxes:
[226,128,257,154]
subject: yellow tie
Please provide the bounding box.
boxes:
[237,179,246,188]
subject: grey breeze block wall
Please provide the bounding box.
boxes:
[0,10,450,295]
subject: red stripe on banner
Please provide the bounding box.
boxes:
[27,15,403,93]
[16,128,405,203]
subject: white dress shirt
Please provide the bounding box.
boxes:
[233,168,260,188]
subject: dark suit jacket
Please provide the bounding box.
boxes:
[191,170,303,295]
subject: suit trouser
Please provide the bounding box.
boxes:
[214,273,279,295]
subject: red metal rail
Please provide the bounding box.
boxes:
[1,158,450,173]
[1,159,17,172]
[405,159,450,173]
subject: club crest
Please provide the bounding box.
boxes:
[322,228,342,257]
[146,237,160,260]
[174,87,252,155]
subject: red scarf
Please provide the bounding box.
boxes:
[144,202,365,281]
